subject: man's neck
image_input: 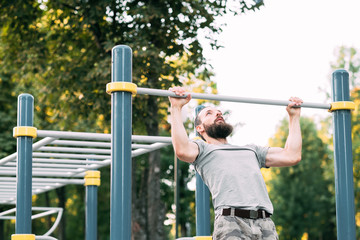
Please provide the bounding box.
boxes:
[206,137,228,145]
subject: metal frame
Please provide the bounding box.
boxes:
[0,127,171,239]
[0,130,171,204]
[0,207,63,237]
[1,44,355,240]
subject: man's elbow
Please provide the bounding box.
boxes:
[290,154,302,166]
[175,150,195,163]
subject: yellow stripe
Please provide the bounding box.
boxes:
[84,170,101,186]
[329,101,355,112]
[194,237,212,240]
[13,127,37,138]
[84,178,101,186]
[106,82,137,95]
[85,170,101,178]
[11,234,36,240]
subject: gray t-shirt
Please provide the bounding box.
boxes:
[192,139,274,214]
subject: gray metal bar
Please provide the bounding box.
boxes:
[37,130,111,141]
[137,87,331,110]
[51,140,111,148]
[131,143,171,158]
[0,137,56,166]
[37,130,171,143]
[32,152,110,159]
[32,158,106,165]
[37,146,111,154]
[132,135,172,143]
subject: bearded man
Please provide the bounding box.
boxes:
[168,86,303,240]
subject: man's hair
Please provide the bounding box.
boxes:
[194,105,206,140]
[194,115,202,128]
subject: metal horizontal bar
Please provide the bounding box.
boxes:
[132,143,171,158]
[51,140,111,148]
[33,152,110,159]
[137,87,331,110]
[132,144,160,149]
[0,170,85,178]
[0,177,84,184]
[0,137,57,166]
[131,135,172,143]
[37,130,172,143]
[0,167,84,173]
[37,146,111,154]
[37,130,111,141]
[32,158,106,165]
[51,140,149,149]
[5,162,102,169]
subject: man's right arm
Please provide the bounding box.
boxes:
[169,87,199,163]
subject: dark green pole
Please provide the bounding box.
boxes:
[331,69,356,239]
[15,94,34,234]
[194,106,211,236]
[175,156,179,238]
[110,45,133,240]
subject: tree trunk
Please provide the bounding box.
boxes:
[132,156,148,240]
[45,192,52,230]
[147,150,164,240]
[145,96,165,240]
[0,206,4,240]
[56,187,66,240]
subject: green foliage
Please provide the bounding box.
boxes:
[331,46,360,89]
[269,117,336,239]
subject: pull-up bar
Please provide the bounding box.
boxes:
[136,87,331,110]
[108,82,355,112]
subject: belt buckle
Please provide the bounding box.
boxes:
[249,210,258,219]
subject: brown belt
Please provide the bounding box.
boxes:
[222,208,271,219]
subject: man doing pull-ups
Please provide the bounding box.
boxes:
[168,86,303,240]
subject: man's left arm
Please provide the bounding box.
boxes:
[265,97,303,167]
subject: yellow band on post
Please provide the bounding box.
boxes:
[106,82,137,95]
[13,127,37,138]
[84,170,101,186]
[84,178,101,186]
[329,101,355,112]
[194,237,212,240]
[11,234,36,240]
[85,170,101,178]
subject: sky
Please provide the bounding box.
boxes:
[200,0,360,146]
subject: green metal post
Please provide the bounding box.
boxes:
[110,45,133,240]
[86,165,98,240]
[194,105,211,236]
[331,69,356,239]
[15,94,34,234]
[175,155,179,238]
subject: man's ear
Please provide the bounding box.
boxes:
[196,125,204,135]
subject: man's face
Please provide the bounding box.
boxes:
[197,107,233,139]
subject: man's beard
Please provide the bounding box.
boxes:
[203,122,233,139]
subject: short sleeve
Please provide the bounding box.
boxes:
[191,139,206,166]
[247,144,270,168]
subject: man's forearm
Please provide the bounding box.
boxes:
[170,106,191,157]
[285,116,302,160]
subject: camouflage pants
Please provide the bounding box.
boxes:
[213,215,279,240]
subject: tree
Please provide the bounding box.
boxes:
[268,117,336,239]
[0,0,264,239]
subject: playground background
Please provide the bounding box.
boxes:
[0,0,359,239]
